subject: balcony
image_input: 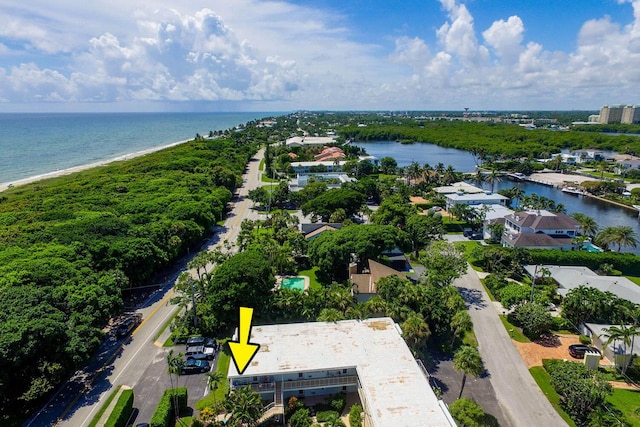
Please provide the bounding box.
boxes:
[282,375,358,390]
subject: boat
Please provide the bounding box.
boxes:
[561,186,584,196]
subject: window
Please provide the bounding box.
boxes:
[298,373,303,378]
[342,369,347,374]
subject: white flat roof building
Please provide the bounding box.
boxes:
[228,318,456,427]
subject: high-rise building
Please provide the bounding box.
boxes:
[622,105,640,124]
[599,104,625,124]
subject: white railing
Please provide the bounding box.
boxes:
[282,375,358,390]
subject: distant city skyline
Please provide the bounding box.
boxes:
[1,0,639,112]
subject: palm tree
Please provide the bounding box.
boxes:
[167,350,185,425]
[485,169,502,193]
[317,308,346,322]
[401,312,431,350]
[450,310,473,346]
[597,226,639,252]
[226,386,263,427]
[571,213,599,238]
[406,161,421,186]
[602,324,640,374]
[453,346,483,399]
[207,371,224,405]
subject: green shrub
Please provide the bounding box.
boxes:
[150,387,188,427]
[315,410,340,422]
[289,407,312,427]
[579,334,592,345]
[349,404,363,427]
[104,388,134,427]
[330,391,347,413]
[528,249,640,276]
[551,316,572,332]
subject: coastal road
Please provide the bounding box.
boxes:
[453,266,568,427]
[29,148,266,427]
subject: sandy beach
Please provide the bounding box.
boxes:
[0,138,192,193]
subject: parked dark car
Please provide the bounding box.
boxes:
[180,359,210,374]
[469,232,483,240]
[186,336,206,348]
[568,344,601,359]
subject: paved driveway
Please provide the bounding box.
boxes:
[453,266,569,427]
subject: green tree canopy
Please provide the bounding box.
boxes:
[301,188,365,221]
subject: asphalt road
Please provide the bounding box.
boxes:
[453,265,568,427]
[26,149,266,427]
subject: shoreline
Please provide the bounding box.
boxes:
[0,138,193,193]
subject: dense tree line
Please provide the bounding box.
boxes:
[0,136,256,417]
[340,120,640,158]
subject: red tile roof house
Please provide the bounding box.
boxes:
[502,209,581,250]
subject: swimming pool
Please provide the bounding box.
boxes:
[281,277,305,291]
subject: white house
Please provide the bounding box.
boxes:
[581,323,640,369]
[227,318,456,427]
[445,191,508,211]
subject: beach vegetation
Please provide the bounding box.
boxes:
[0,135,256,418]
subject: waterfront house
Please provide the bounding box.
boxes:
[285,136,337,147]
[434,181,485,195]
[227,318,456,427]
[502,209,581,250]
[445,191,508,211]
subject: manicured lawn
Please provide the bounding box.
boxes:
[462,329,478,348]
[607,389,640,427]
[299,267,322,289]
[529,367,577,427]
[499,315,530,343]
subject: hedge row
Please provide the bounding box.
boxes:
[150,387,188,427]
[104,388,134,427]
[528,249,640,276]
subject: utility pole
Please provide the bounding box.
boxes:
[530,264,539,302]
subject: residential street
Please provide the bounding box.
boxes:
[34,148,266,427]
[453,265,568,427]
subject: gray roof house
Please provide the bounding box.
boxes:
[503,209,581,250]
[523,265,640,304]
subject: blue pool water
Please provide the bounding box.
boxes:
[281,277,305,291]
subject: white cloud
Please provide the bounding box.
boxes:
[0,0,640,110]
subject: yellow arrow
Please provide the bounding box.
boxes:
[229,306,260,375]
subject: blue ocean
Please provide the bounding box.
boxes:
[0,112,278,184]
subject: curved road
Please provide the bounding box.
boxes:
[26,148,265,427]
[453,265,568,427]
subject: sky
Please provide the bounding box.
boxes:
[0,0,638,112]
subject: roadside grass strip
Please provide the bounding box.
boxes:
[499,315,530,343]
[529,367,577,427]
[606,389,640,427]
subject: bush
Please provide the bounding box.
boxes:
[528,249,640,276]
[316,410,340,423]
[349,404,363,427]
[104,388,134,427]
[512,302,553,339]
[449,398,493,427]
[551,316,572,332]
[289,407,312,427]
[330,391,347,413]
[579,334,592,345]
[150,387,188,427]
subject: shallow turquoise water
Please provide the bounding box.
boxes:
[281,277,305,291]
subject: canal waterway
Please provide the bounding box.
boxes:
[356,141,640,255]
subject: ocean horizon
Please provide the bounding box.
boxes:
[0,112,280,185]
